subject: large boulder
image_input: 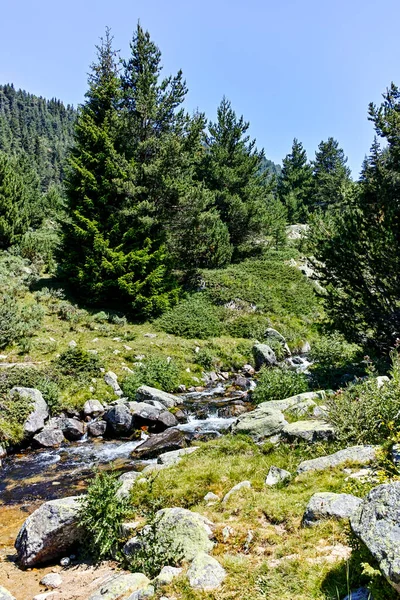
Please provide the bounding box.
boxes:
[157,447,199,466]
[252,344,277,370]
[297,446,379,475]
[282,420,335,443]
[187,552,226,590]
[32,428,65,448]
[0,587,15,600]
[264,328,291,356]
[83,399,104,418]
[61,418,86,441]
[129,402,178,432]
[15,496,82,567]
[132,428,187,459]
[266,391,325,412]
[104,405,133,434]
[350,482,400,593]
[10,387,49,437]
[302,492,362,527]
[88,573,151,600]
[136,386,180,409]
[231,404,286,441]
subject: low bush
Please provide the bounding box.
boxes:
[0,390,35,444]
[194,347,218,370]
[0,296,45,350]
[55,346,103,376]
[252,366,309,404]
[226,313,270,340]
[122,356,181,395]
[309,332,365,389]
[155,294,225,339]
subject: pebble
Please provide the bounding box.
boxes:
[40,573,63,589]
[60,557,70,567]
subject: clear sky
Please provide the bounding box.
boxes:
[2,0,399,176]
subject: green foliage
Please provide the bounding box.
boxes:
[0,390,34,444]
[55,346,103,376]
[194,347,218,370]
[0,295,44,350]
[278,138,313,223]
[226,313,270,339]
[252,366,309,404]
[309,333,364,389]
[0,152,30,249]
[78,471,130,561]
[122,355,180,394]
[156,295,225,339]
[310,137,352,211]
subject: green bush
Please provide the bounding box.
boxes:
[252,366,309,404]
[0,296,44,350]
[122,356,181,394]
[194,347,218,370]
[0,390,36,444]
[55,346,103,376]
[309,332,365,389]
[226,313,270,339]
[326,353,400,445]
[155,295,225,339]
[78,471,130,561]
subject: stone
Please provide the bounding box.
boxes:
[266,391,326,412]
[104,405,133,434]
[350,481,400,593]
[116,471,142,499]
[282,420,335,443]
[391,444,400,469]
[33,428,65,448]
[154,566,182,587]
[120,521,141,537]
[61,418,86,441]
[187,552,226,591]
[265,466,291,486]
[297,445,379,475]
[231,404,286,441]
[129,402,178,432]
[342,589,372,600]
[136,386,179,409]
[132,428,187,459]
[376,375,390,389]
[157,447,199,466]
[40,573,63,589]
[302,492,362,527]
[33,593,58,600]
[243,364,255,376]
[128,585,155,599]
[88,573,151,600]
[83,399,104,417]
[104,371,123,396]
[0,587,15,600]
[88,420,107,437]
[222,480,251,503]
[15,496,82,567]
[265,328,291,356]
[0,443,6,468]
[204,492,220,504]
[284,399,316,418]
[10,387,49,437]
[156,411,179,429]
[252,343,277,369]
[60,557,70,567]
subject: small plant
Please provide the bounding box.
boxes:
[252,366,309,404]
[55,346,103,376]
[111,314,128,326]
[155,295,225,339]
[226,313,270,340]
[194,347,218,370]
[78,471,131,561]
[122,356,180,394]
[93,311,109,323]
[0,391,35,444]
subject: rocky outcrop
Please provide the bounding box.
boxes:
[10,387,49,437]
[231,404,286,441]
[265,466,291,486]
[136,386,179,409]
[132,428,187,459]
[303,492,362,527]
[282,420,335,443]
[297,446,379,475]
[350,482,400,593]
[15,496,82,567]
[187,552,226,590]
[252,344,277,369]
[88,573,151,600]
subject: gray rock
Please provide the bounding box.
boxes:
[282,420,335,443]
[231,404,286,441]
[60,557,71,567]
[88,573,151,600]
[129,402,178,432]
[350,481,400,593]
[342,589,372,600]
[132,428,187,459]
[204,492,220,504]
[10,387,49,436]
[88,420,107,437]
[40,573,63,589]
[265,328,291,356]
[136,386,179,409]
[15,496,82,567]
[252,344,277,370]
[265,466,291,486]
[117,471,142,499]
[297,446,379,475]
[61,418,86,441]
[0,587,16,600]
[83,399,104,417]
[33,428,65,448]
[122,536,142,558]
[105,405,133,434]
[222,480,251,503]
[0,443,6,468]
[154,566,182,587]
[187,552,226,591]
[391,444,400,469]
[284,399,316,418]
[104,371,123,397]
[376,376,390,389]
[128,585,155,599]
[303,492,362,527]
[266,391,326,412]
[157,447,199,466]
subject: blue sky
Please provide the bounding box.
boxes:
[1,0,399,175]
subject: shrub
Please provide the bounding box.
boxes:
[122,356,180,395]
[55,346,103,376]
[78,471,130,561]
[0,390,36,444]
[0,295,22,349]
[252,366,309,404]
[309,332,365,389]
[226,313,270,339]
[194,347,218,370]
[155,295,225,339]
[93,311,109,323]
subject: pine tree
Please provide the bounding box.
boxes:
[278,138,313,223]
[0,152,29,248]
[311,137,352,211]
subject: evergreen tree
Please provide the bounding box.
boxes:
[311,137,352,211]
[0,152,29,248]
[278,138,313,223]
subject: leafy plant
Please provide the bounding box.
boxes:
[55,346,103,376]
[122,356,180,394]
[155,295,225,339]
[252,366,309,404]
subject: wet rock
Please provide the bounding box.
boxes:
[40,573,63,589]
[282,420,335,443]
[252,343,277,370]
[265,328,291,356]
[33,428,65,448]
[231,404,286,441]
[0,587,15,600]
[187,552,226,591]
[297,446,379,475]
[88,573,151,600]
[265,466,291,486]
[218,403,248,418]
[10,387,49,437]
[303,492,362,527]
[104,405,133,434]
[174,409,188,423]
[157,446,199,466]
[104,371,123,397]
[88,420,107,437]
[222,480,251,503]
[83,399,104,417]
[136,386,179,409]
[15,496,82,567]
[117,471,142,499]
[234,376,250,390]
[154,566,182,587]
[156,411,179,430]
[350,481,400,593]
[132,428,187,459]
[61,418,86,441]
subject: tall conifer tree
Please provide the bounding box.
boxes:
[278,138,313,223]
